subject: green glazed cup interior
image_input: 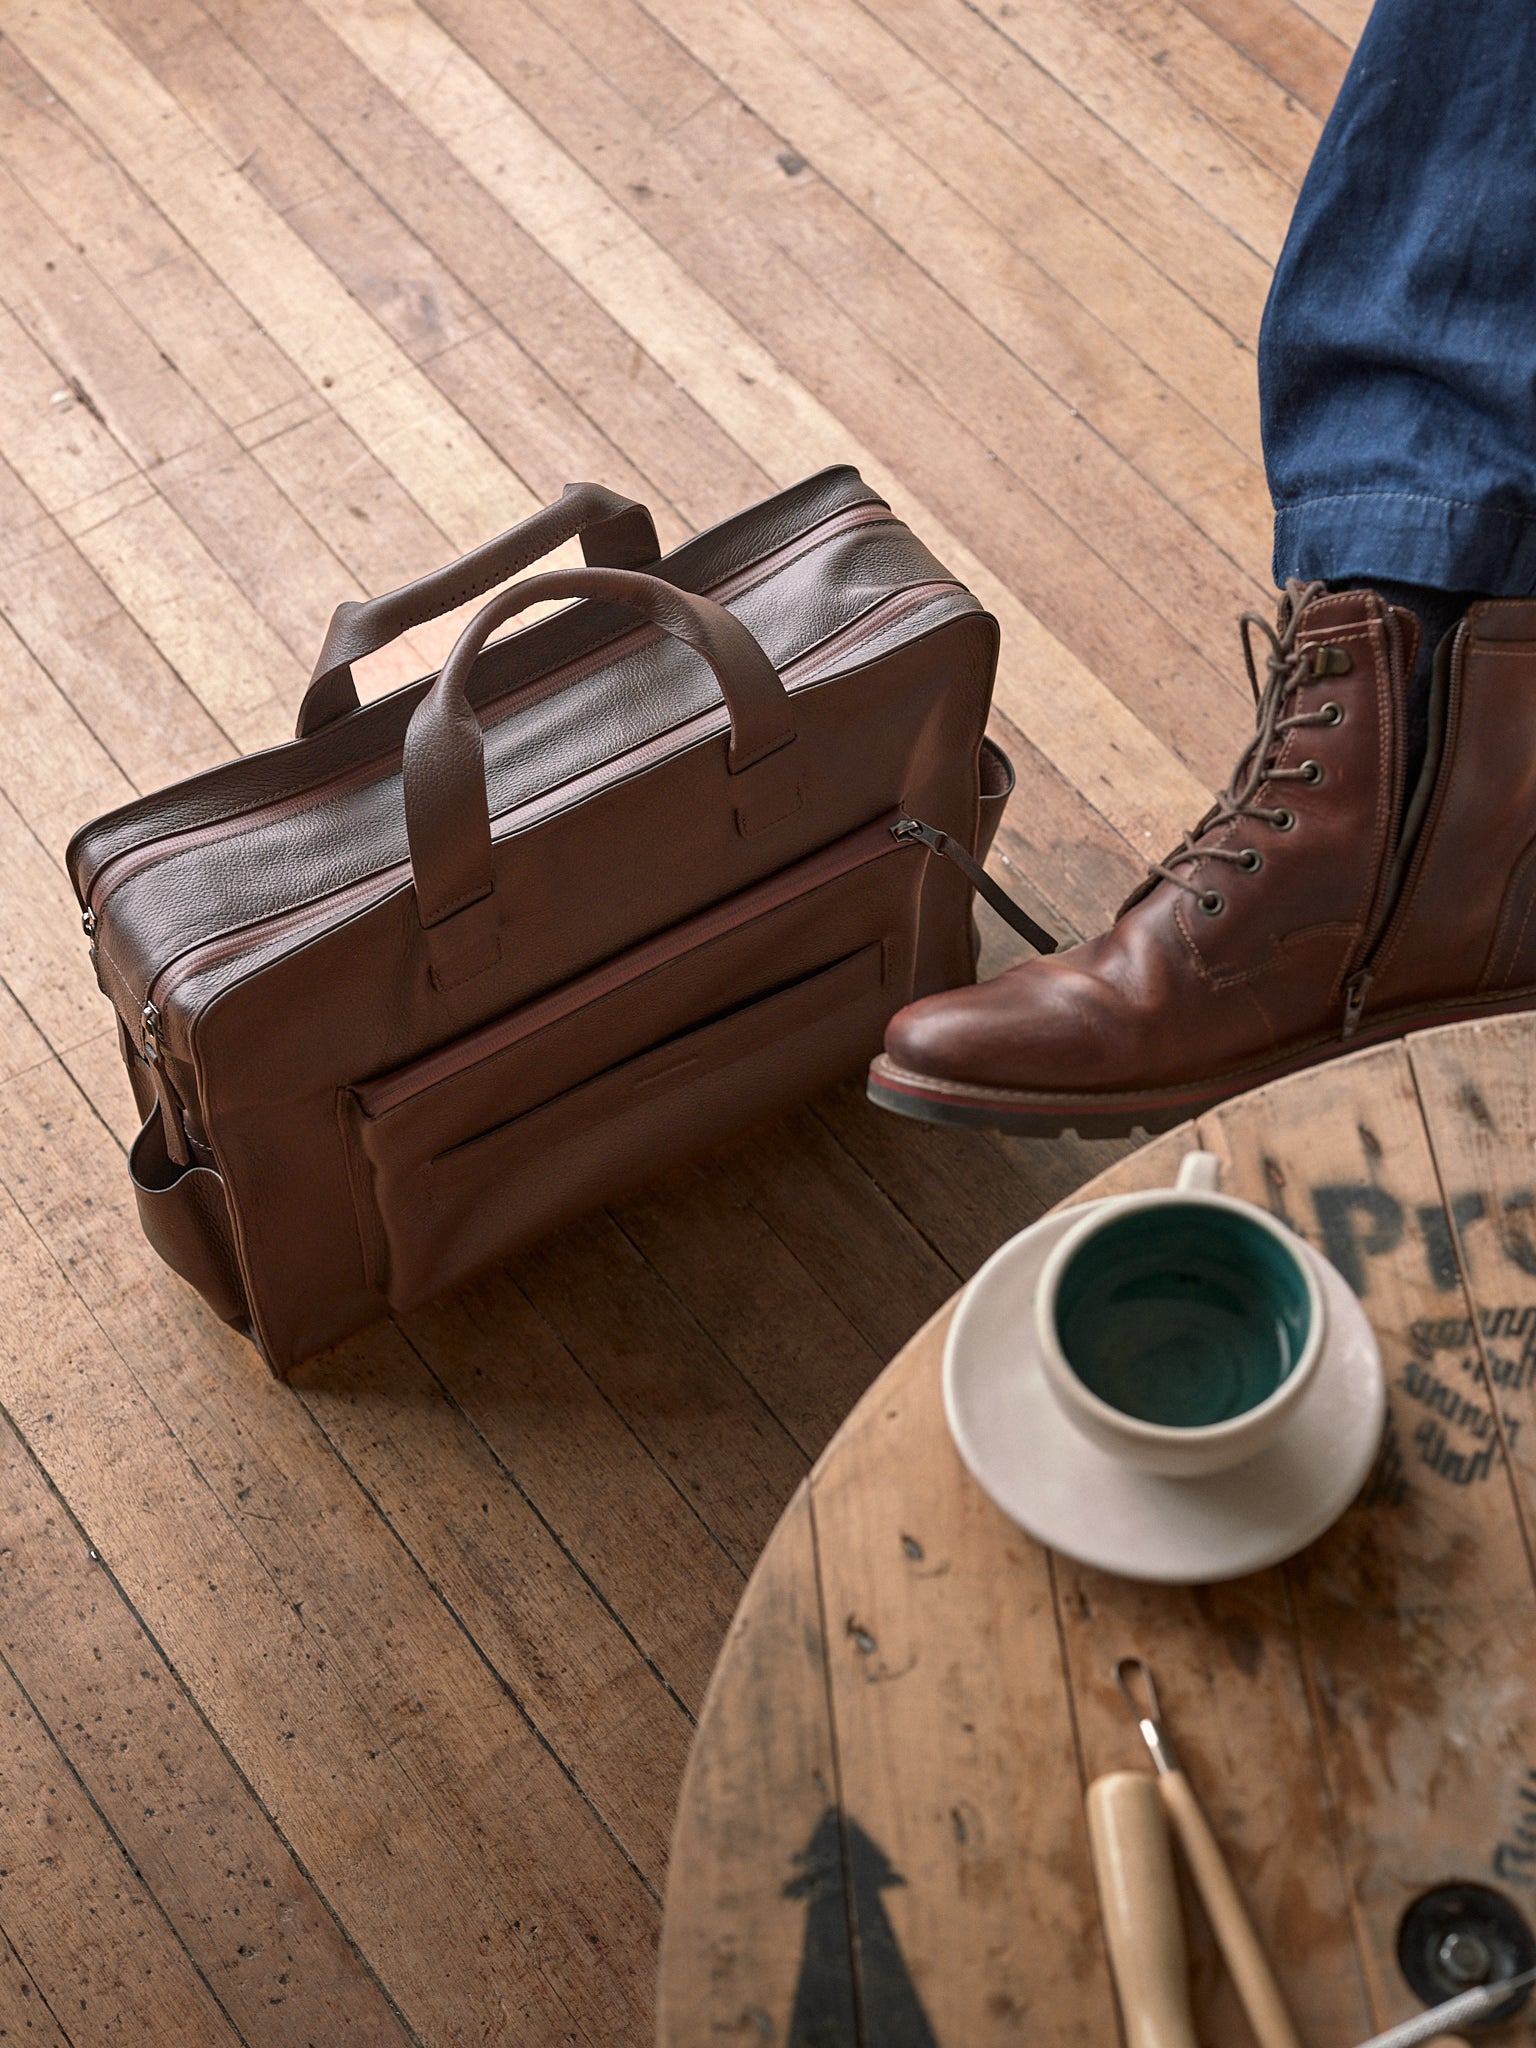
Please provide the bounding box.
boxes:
[1052,1200,1314,1430]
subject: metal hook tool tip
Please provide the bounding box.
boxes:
[1114,1655,1177,1775]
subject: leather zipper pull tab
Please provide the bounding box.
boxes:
[893,816,1059,955]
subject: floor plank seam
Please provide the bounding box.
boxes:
[130,0,743,535]
[803,1103,969,1294]
[0,1920,79,2048]
[953,0,1290,262]
[499,1279,756,1585]
[847,0,1267,355]
[291,1390,668,1908]
[0,1389,432,2048]
[1173,0,1348,117]
[602,1202,824,1466]
[0,11,527,601]
[608,0,1268,461]
[490,0,1271,637]
[0,1161,620,2044]
[0,1632,258,2048]
[392,1322,705,1732]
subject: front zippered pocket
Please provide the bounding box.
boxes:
[342,811,929,1309]
[100,580,967,1066]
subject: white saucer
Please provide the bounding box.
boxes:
[943,1202,1386,1584]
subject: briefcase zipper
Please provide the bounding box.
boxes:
[79,500,904,922]
[131,868,397,1061]
[108,579,966,1065]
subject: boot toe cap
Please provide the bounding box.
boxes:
[883,966,1074,1089]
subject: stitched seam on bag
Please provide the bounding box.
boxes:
[430,935,503,994]
[336,1087,390,1297]
[429,880,494,922]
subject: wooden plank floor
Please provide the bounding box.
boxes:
[0,0,1364,2040]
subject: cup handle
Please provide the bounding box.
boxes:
[1176,1151,1222,1194]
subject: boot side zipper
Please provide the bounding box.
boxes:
[1341,972,1372,1038]
[1337,619,1466,1041]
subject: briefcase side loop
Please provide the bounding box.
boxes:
[402,566,799,942]
[297,482,660,738]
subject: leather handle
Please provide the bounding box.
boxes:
[403,565,797,938]
[297,482,660,737]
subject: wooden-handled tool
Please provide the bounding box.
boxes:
[1087,1770,1201,2048]
[1117,1658,1303,2048]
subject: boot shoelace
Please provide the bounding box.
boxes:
[1142,577,1340,916]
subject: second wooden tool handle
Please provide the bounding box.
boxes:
[1088,1772,1200,2048]
[1157,1771,1302,2048]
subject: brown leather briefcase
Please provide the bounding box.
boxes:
[68,468,1044,1374]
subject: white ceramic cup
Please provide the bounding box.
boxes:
[1034,1152,1327,1478]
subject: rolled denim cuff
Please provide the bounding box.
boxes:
[1273,489,1536,597]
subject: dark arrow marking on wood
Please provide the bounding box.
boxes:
[785,1808,939,2048]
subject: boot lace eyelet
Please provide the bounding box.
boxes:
[1272,808,1296,831]
[1198,890,1225,916]
[1320,701,1344,725]
[1299,760,1324,785]
[1237,848,1263,872]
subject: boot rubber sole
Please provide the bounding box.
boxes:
[867,988,1536,1138]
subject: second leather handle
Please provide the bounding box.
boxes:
[1157,1770,1302,2048]
[402,566,797,931]
[298,482,660,736]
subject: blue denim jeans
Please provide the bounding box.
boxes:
[1260,0,1536,595]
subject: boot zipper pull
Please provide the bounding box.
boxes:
[142,1001,162,1064]
[1342,971,1372,1039]
[81,905,97,941]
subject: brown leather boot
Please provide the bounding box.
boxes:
[870,584,1536,1134]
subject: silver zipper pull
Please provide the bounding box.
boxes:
[81,905,97,940]
[1342,971,1371,1038]
[141,1001,162,1064]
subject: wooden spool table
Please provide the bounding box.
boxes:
[657,1016,1536,2048]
